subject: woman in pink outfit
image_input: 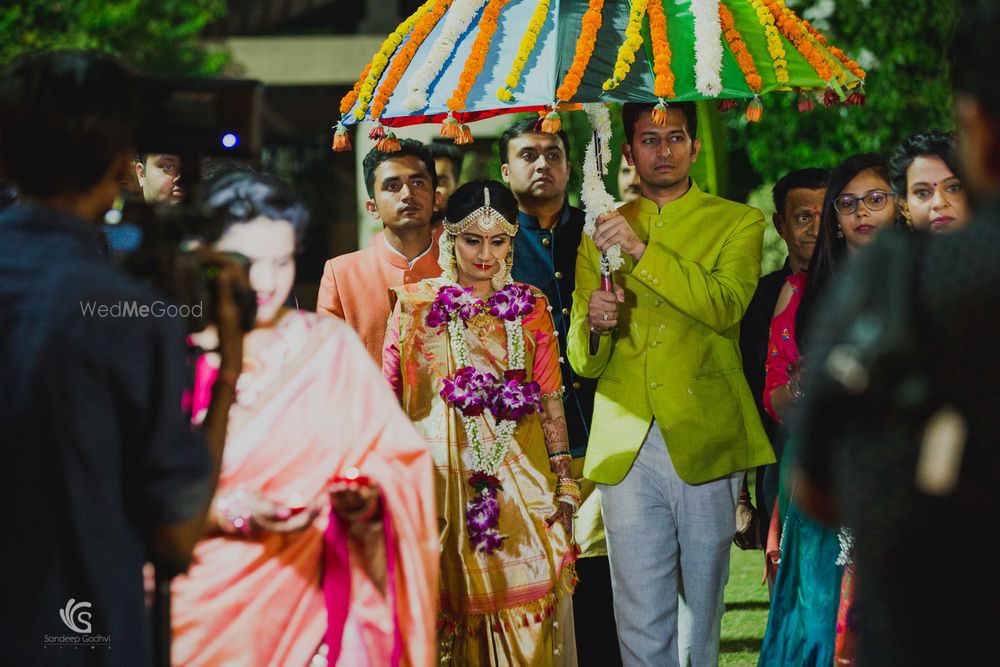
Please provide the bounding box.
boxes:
[171,171,438,667]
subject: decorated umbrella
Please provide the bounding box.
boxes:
[331,0,866,277]
[332,0,865,150]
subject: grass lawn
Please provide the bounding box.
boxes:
[720,544,771,665]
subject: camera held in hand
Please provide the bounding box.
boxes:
[103,76,264,334]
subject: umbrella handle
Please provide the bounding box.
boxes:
[590,269,615,355]
[600,253,613,292]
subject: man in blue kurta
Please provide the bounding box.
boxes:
[568,102,774,666]
[499,118,620,665]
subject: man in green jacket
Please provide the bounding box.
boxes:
[567,102,774,666]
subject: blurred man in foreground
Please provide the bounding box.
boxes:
[0,50,243,666]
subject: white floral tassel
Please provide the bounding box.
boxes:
[403,0,488,112]
[581,103,623,272]
[691,0,724,97]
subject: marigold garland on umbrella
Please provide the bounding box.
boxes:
[554,0,604,103]
[762,0,834,83]
[496,0,550,102]
[648,0,676,100]
[603,0,648,91]
[339,63,371,116]
[442,0,511,143]
[347,0,439,122]
[799,17,865,81]
[719,2,762,94]
[746,0,789,84]
[369,0,453,121]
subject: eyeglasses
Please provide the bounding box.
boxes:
[833,190,892,215]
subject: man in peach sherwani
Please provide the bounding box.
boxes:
[317,140,442,361]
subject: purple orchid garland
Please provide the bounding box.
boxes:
[428,283,542,554]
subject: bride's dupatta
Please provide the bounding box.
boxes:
[172,312,438,667]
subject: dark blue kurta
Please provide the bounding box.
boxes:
[512,203,596,457]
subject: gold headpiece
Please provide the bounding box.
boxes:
[442,186,518,237]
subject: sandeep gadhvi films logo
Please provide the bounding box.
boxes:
[43,598,111,650]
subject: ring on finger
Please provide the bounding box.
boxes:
[602,312,609,321]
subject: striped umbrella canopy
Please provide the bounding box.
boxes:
[332,0,865,147]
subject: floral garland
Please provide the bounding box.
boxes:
[339,63,371,116]
[449,0,510,112]
[581,103,623,272]
[555,0,604,103]
[404,0,488,112]
[798,16,865,81]
[747,0,788,85]
[691,0,724,97]
[369,0,453,121]
[344,0,438,122]
[762,0,833,83]
[428,283,541,554]
[496,0,550,102]
[602,0,647,91]
[718,2,762,94]
[647,0,676,100]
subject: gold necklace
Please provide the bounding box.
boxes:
[464,302,497,337]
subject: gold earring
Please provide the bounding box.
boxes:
[491,248,514,290]
[835,224,844,238]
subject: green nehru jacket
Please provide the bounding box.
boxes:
[568,180,775,485]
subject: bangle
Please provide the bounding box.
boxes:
[555,475,582,510]
[548,451,572,461]
[556,495,581,511]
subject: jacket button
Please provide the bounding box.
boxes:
[652,278,661,286]
[653,299,661,306]
[655,221,664,228]
[555,271,563,279]
[650,341,659,348]
[561,307,570,316]
[640,269,649,277]
[649,381,659,389]
[572,381,582,390]
[542,237,551,246]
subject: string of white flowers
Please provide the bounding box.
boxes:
[581,103,624,272]
[444,283,526,476]
[403,0,488,112]
[691,0,724,97]
[439,234,457,282]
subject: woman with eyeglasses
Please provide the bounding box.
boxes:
[890,131,970,233]
[759,154,894,667]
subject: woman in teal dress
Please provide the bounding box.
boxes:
[758,154,897,666]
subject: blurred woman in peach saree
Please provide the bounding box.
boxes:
[171,171,438,667]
